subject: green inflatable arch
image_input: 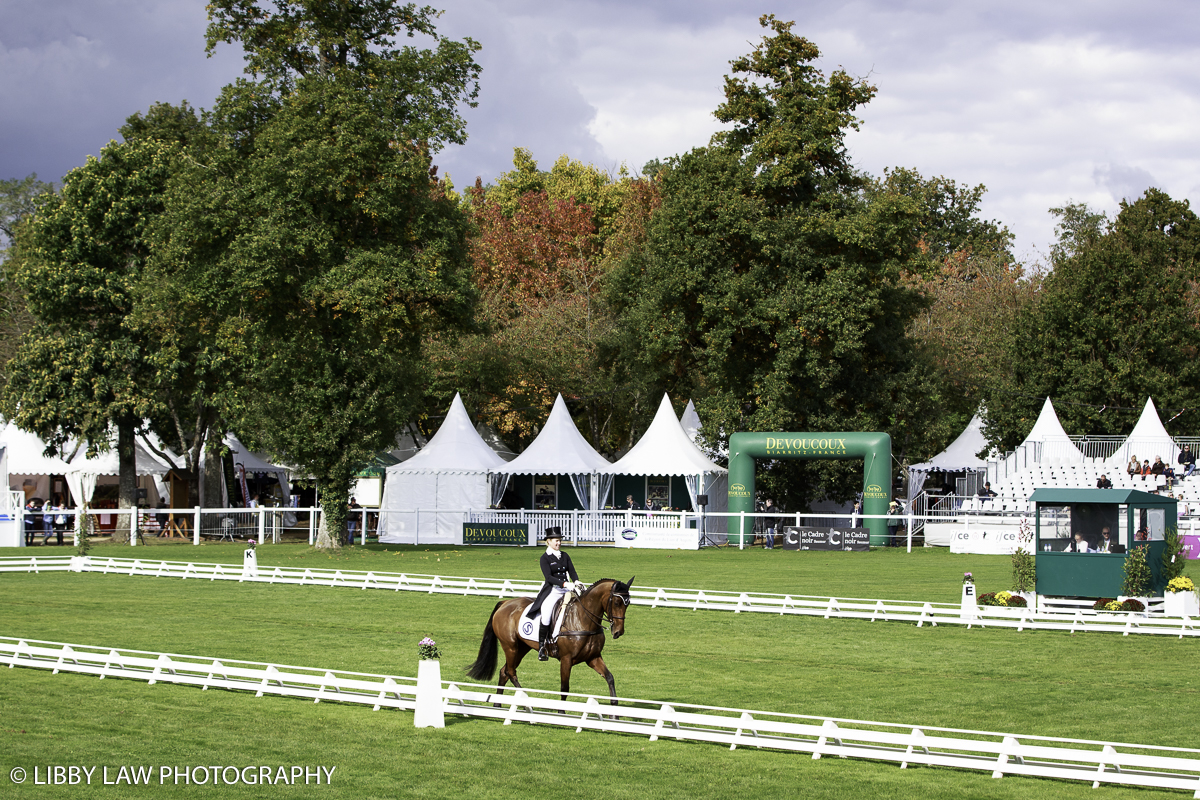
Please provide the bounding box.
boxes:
[727,431,893,546]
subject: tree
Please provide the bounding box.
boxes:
[608,17,949,507]
[981,189,1200,449]
[149,0,482,547]
[0,174,53,385]
[1,142,178,539]
[423,150,659,456]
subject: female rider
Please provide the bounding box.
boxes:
[530,527,584,661]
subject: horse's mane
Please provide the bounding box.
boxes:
[583,578,627,597]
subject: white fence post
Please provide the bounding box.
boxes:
[257,507,265,545]
[572,509,578,546]
[130,509,138,547]
[360,508,367,546]
[308,509,315,545]
[193,506,202,544]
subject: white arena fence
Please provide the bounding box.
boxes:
[5,637,1200,795]
[3,556,1198,639]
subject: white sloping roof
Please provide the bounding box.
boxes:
[491,394,611,475]
[388,393,506,474]
[1106,397,1178,466]
[66,441,173,476]
[2,423,74,474]
[1021,397,1084,462]
[226,434,290,477]
[2,422,171,477]
[911,413,991,472]
[680,400,702,444]
[606,394,726,476]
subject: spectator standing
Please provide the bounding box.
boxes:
[346,496,361,546]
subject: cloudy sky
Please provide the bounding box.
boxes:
[4,0,1198,260]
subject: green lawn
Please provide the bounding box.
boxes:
[1,543,1196,798]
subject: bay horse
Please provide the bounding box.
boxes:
[466,577,633,705]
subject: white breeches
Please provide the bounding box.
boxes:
[541,585,569,625]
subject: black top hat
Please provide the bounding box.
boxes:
[543,526,563,540]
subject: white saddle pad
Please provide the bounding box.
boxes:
[519,599,567,642]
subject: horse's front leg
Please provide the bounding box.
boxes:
[587,655,617,707]
[558,657,573,706]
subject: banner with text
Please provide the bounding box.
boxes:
[614,527,700,550]
[462,522,529,546]
[948,528,1021,555]
[781,527,870,552]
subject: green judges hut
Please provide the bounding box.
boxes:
[1031,488,1174,598]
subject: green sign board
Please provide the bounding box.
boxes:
[463,522,529,546]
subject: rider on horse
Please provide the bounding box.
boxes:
[531,527,585,661]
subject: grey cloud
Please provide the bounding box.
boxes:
[1093,163,1160,204]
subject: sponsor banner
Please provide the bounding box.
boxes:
[613,527,700,550]
[781,527,870,552]
[462,522,529,546]
[948,528,1021,555]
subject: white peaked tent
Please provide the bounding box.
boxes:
[1021,397,1084,464]
[3,422,175,506]
[4,423,73,503]
[907,413,991,499]
[607,394,729,534]
[379,393,506,543]
[680,400,703,445]
[63,439,176,511]
[226,434,293,508]
[491,394,613,510]
[1105,398,1178,469]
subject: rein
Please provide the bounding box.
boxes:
[563,582,628,636]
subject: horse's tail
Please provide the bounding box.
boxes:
[465,601,503,681]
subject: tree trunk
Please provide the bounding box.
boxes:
[313,469,350,550]
[203,445,224,507]
[114,416,137,543]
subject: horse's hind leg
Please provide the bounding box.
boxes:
[587,655,617,707]
[493,645,530,707]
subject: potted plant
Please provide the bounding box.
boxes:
[1164,576,1199,617]
[1119,544,1152,615]
[1011,516,1036,608]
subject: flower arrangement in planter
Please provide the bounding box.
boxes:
[962,572,974,585]
[1167,576,1196,594]
[976,591,1026,607]
[417,637,441,661]
[1093,597,1145,612]
[1164,575,1199,617]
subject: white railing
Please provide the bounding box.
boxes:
[5,557,1199,638]
[5,637,1200,795]
[15,506,326,547]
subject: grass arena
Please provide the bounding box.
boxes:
[2,542,1197,799]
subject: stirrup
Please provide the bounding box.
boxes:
[537,642,548,661]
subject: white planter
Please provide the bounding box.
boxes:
[960,583,977,616]
[1014,592,1036,611]
[1164,591,1200,618]
[414,659,445,729]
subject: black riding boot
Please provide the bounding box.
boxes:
[537,627,549,661]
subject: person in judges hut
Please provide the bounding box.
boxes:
[1071,531,1090,553]
[1098,527,1113,553]
[530,527,585,662]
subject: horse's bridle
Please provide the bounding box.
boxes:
[559,585,629,637]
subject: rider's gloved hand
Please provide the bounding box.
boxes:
[573,581,585,596]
